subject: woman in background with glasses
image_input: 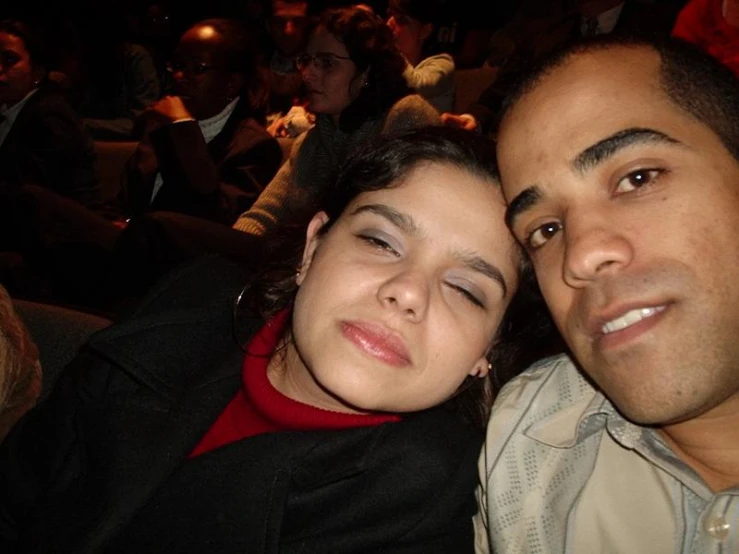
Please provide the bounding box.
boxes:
[233,5,441,237]
[116,18,283,226]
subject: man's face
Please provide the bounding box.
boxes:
[269,0,310,56]
[0,31,40,106]
[170,25,239,119]
[497,46,739,425]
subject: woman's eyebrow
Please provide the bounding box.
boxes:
[454,250,509,297]
[350,204,418,234]
[350,203,508,296]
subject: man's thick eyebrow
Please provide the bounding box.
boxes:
[504,128,683,229]
[505,186,541,230]
[572,127,681,173]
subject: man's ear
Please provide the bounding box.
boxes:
[296,211,330,286]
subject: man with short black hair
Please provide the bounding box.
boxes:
[476,34,739,553]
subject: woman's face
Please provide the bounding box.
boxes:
[298,26,364,119]
[386,10,432,63]
[280,161,520,414]
[0,31,42,107]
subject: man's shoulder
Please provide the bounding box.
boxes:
[480,354,605,553]
[496,352,590,401]
[21,89,81,124]
[487,353,598,446]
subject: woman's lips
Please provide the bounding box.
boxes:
[340,321,411,367]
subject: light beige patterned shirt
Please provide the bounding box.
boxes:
[476,353,739,554]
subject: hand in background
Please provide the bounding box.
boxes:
[440,113,478,133]
[145,95,193,124]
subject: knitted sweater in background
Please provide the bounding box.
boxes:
[232,93,441,235]
[402,53,456,113]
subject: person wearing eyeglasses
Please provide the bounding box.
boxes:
[232,5,441,237]
[114,18,283,227]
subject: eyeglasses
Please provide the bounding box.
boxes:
[166,60,225,76]
[294,52,352,71]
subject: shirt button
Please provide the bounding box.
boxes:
[704,516,730,541]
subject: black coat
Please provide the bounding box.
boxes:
[0,256,483,553]
[119,99,283,225]
[0,87,104,213]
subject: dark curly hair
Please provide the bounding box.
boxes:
[316,6,413,132]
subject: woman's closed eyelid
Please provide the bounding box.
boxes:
[446,279,485,308]
[358,232,401,255]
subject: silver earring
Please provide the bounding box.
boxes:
[488,362,493,372]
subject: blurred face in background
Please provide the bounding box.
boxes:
[386,8,432,65]
[168,24,243,119]
[269,0,310,56]
[297,25,365,121]
[0,31,42,107]
[140,3,174,47]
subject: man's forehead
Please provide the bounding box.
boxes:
[498,45,666,146]
[516,46,660,109]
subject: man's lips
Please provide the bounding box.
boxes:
[340,321,411,367]
[600,305,666,335]
[585,301,669,350]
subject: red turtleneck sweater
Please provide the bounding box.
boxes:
[190,309,401,457]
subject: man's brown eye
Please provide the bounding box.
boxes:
[615,168,662,193]
[527,222,561,250]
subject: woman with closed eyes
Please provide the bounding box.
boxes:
[0,126,557,552]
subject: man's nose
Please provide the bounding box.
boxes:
[562,212,634,288]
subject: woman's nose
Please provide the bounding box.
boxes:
[377,270,430,322]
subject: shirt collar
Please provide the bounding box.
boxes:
[526,386,611,447]
[0,87,39,125]
[198,96,240,144]
[524,361,644,450]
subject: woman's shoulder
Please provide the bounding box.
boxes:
[367,408,483,474]
[112,255,255,325]
[416,52,456,71]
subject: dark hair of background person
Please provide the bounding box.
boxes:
[234,125,562,430]
[193,17,271,123]
[498,33,739,162]
[318,6,413,132]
